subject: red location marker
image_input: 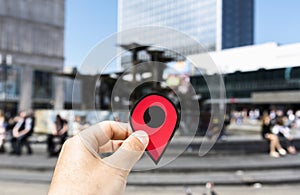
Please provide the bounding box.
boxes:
[130,93,179,164]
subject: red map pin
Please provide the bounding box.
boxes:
[130,93,179,164]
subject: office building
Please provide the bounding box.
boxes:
[0,0,65,114]
[118,0,254,58]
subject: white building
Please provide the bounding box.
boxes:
[189,42,300,105]
[189,42,300,75]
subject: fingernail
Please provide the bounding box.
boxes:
[132,130,149,146]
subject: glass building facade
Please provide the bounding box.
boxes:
[222,0,254,49]
[118,0,254,53]
[191,66,300,100]
[0,65,21,100]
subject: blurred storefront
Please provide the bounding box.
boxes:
[189,42,300,111]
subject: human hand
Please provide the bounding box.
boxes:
[57,130,64,136]
[288,136,294,141]
[48,121,149,195]
[12,130,19,138]
[52,130,58,136]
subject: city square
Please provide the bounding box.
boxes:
[1,0,300,194]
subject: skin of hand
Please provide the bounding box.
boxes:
[17,128,30,137]
[12,127,20,138]
[55,122,68,136]
[48,121,149,195]
[52,128,58,136]
[12,131,19,138]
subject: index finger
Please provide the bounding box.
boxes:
[78,121,132,153]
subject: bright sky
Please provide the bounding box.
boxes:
[65,0,300,68]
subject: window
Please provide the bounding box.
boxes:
[33,70,53,99]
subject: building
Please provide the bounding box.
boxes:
[189,42,300,110]
[0,0,65,115]
[118,0,254,59]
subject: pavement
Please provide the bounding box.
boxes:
[1,134,300,194]
[1,181,300,195]
[2,152,300,185]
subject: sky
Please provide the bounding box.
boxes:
[65,0,300,67]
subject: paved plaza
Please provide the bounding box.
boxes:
[1,181,300,195]
[1,141,300,194]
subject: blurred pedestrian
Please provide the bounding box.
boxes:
[47,114,68,157]
[272,116,297,154]
[184,186,192,195]
[218,113,230,140]
[204,182,218,195]
[72,115,89,135]
[114,116,120,122]
[261,114,286,158]
[10,110,34,155]
[296,110,300,129]
[0,110,6,153]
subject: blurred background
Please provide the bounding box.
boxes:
[0,0,300,194]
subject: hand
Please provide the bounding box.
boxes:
[12,130,19,138]
[52,130,58,136]
[48,121,149,195]
[57,130,63,136]
[288,136,293,141]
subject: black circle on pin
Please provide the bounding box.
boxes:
[143,106,166,128]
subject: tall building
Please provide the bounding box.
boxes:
[0,0,65,114]
[222,0,254,49]
[118,0,254,54]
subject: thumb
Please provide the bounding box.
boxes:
[103,130,149,171]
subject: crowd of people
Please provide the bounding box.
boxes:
[0,110,90,157]
[261,109,298,158]
[1,107,300,159]
[229,108,300,129]
[227,107,299,158]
